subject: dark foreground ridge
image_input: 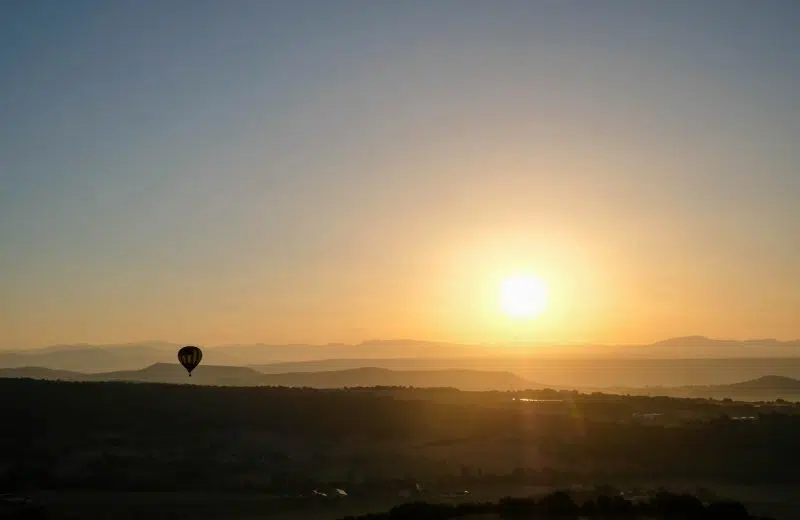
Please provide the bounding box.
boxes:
[338,490,772,520]
[2,378,799,518]
[0,489,775,520]
[6,361,800,401]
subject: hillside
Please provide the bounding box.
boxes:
[3,337,800,376]
[262,367,539,391]
[1,378,799,519]
[640,336,800,358]
[692,375,800,400]
[5,362,800,400]
[607,375,800,402]
[0,364,541,391]
[254,357,800,388]
[0,343,248,373]
[94,363,268,386]
[729,375,800,391]
[0,366,84,381]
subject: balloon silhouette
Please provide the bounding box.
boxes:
[177,345,203,376]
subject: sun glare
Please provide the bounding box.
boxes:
[500,275,548,319]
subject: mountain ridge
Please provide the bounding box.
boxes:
[2,364,800,401]
[5,335,800,351]
[0,364,541,391]
[2,337,800,380]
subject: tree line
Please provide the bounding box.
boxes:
[338,490,772,520]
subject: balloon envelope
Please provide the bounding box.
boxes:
[177,346,202,375]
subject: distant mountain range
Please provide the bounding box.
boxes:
[1,363,799,402]
[0,341,250,373]
[1,336,800,392]
[0,340,487,373]
[0,364,540,391]
[644,336,800,356]
[251,356,800,388]
[1,336,799,373]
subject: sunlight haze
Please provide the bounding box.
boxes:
[500,275,548,319]
[1,1,799,348]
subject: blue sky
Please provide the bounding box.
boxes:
[1,1,798,347]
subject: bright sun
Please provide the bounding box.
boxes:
[499,275,548,319]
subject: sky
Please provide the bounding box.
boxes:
[1,0,799,348]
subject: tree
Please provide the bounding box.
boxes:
[706,501,750,519]
[537,491,579,517]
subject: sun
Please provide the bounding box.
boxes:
[499,275,548,319]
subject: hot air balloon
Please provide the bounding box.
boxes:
[177,345,202,376]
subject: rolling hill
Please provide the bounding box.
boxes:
[3,362,800,401]
[605,375,800,402]
[260,367,538,390]
[253,356,800,388]
[2,337,800,376]
[0,342,250,372]
[0,364,541,391]
[0,366,84,381]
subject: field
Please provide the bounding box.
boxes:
[5,379,800,519]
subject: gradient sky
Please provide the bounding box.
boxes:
[1,1,798,348]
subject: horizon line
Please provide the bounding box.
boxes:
[4,334,800,351]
